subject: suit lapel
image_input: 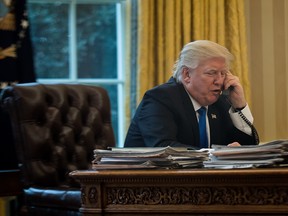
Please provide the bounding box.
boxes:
[176,82,200,146]
[207,106,221,145]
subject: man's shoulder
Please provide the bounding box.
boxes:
[147,77,180,94]
[143,78,189,108]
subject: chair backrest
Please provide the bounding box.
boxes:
[0,83,116,188]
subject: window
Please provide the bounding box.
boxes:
[27,0,126,146]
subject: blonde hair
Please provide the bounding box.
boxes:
[172,40,234,83]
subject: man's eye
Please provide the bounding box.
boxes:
[206,71,217,76]
[205,70,227,77]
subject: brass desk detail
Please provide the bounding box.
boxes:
[70,168,288,215]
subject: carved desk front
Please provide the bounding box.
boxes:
[70,168,288,215]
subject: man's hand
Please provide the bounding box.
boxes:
[227,142,241,147]
[223,72,247,109]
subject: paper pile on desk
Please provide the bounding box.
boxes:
[204,139,288,169]
[92,146,209,170]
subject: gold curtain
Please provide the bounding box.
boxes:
[125,0,132,126]
[136,0,251,104]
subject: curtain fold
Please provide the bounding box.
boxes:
[126,0,250,127]
[125,0,132,129]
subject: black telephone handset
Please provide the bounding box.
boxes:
[222,86,234,96]
[222,86,260,144]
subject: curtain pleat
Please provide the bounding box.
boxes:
[125,0,132,125]
[164,1,176,83]
[182,0,192,44]
[226,0,250,103]
[156,0,164,84]
[217,1,225,44]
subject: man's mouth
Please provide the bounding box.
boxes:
[212,89,221,94]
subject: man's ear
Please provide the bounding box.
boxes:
[182,67,190,82]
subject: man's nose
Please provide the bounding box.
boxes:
[213,73,224,84]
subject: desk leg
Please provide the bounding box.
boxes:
[80,184,103,216]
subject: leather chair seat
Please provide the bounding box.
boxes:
[24,187,80,214]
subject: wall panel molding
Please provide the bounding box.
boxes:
[245,0,288,142]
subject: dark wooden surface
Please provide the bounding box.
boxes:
[0,169,22,197]
[70,168,288,215]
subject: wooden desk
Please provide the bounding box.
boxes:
[70,168,288,215]
[0,169,22,197]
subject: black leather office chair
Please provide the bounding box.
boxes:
[0,83,116,215]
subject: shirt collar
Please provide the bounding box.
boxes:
[184,88,208,112]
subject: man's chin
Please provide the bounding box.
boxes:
[207,96,219,105]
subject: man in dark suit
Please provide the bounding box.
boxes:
[124,40,259,149]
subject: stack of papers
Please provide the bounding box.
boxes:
[92,146,209,170]
[204,140,288,169]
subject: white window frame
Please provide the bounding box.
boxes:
[28,0,126,147]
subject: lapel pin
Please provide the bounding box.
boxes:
[211,114,217,119]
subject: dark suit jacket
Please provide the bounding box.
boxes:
[124,77,257,148]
